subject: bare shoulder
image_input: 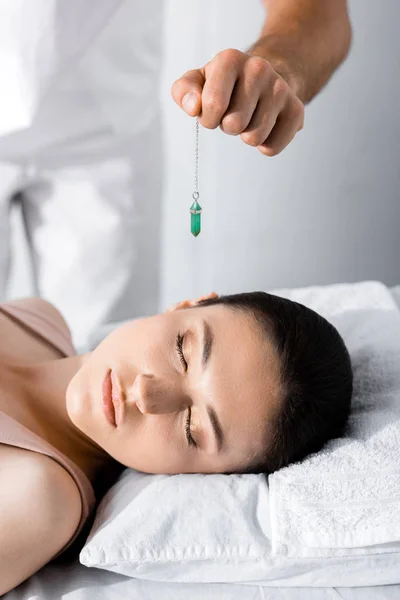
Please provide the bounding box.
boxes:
[4,297,72,337]
[0,445,82,595]
[0,297,73,363]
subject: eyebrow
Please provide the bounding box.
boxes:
[207,404,224,452]
[202,319,213,368]
[201,320,224,452]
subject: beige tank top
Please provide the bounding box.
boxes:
[0,301,96,557]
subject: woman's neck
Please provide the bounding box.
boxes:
[6,355,113,483]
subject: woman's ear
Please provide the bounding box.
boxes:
[166,292,218,312]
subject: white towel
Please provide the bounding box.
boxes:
[268,281,400,558]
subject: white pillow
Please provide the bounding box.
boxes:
[80,282,400,587]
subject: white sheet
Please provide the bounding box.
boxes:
[4,557,400,600]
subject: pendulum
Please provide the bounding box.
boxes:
[190,118,202,236]
[190,192,201,237]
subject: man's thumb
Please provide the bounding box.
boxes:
[171,69,204,116]
[182,92,200,115]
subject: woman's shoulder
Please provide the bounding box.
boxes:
[0,444,82,508]
[2,297,71,334]
[0,297,75,360]
[0,444,82,594]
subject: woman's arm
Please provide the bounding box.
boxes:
[248,0,352,103]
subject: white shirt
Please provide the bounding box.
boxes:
[0,0,163,163]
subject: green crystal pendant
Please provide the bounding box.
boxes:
[190,197,202,237]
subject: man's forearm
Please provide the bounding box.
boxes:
[248,0,352,103]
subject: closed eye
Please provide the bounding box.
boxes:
[176,332,188,371]
[176,335,196,447]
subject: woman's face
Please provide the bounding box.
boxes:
[66,297,282,474]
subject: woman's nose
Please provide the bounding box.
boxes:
[131,373,186,414]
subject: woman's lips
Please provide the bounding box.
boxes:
[110,370,125,427]
[101,369,116,427]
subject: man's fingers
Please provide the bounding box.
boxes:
[220,58,269,136]
[171,69,205,116]
[200,52,241,129]
[240,78,288,147]
[165,291,218,312]
[258,98,304,156]
[172,49,304,156]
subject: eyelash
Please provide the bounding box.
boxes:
[175,333,196,447]
[175,332,188,371]
[186,407,197,448]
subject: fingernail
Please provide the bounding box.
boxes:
[182,92,198,115]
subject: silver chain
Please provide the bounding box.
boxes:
[193,118,199,200]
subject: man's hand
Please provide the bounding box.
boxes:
[171,48,304,157]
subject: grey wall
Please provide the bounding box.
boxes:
[8,0,400,312]
[160,0,400,308]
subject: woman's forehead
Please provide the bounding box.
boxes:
[178,302,257,330]
[191,305,282,460]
